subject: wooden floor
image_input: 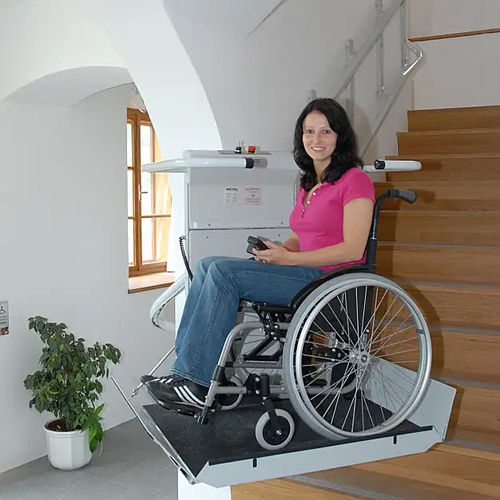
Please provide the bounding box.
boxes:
[232,104,500,499]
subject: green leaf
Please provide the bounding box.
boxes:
[24,316,121,451]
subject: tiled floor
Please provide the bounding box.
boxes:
[0,419,177,500]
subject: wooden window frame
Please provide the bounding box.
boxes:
[127,108,171,277]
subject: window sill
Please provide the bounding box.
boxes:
[128,271,176,294]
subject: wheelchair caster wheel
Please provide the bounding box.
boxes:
[219,376,244,411]
[255,409,295,450]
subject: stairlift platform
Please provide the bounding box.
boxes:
[112,371,454,488]
[138,394,445,487]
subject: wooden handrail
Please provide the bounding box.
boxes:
[410,28,500,43]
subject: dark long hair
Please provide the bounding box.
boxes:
[293,98,363,190]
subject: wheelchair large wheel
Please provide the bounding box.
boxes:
[283,273,431,440]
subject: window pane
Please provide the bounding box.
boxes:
[128,219,135,266]
[141,171,152,216]
[127,123,133,167]
[154,216,171,262]
[141,216,170,263]
[140,124,152,166]
[127,169,134,218]
[152,173,170,216]
[141,218,153,262]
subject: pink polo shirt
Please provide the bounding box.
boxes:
[289,167,375,272]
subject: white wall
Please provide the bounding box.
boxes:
[0,86,175,473]
[73,0,222,159]
[363,78,413,163]
[408,0,500,110]
[412,32,500,110]
[0,0,127,102]
[409,0,500,38]
[164,0,377,151]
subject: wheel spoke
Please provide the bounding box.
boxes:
[289,276,431,438]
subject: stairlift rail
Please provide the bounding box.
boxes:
[150,273,188,330]
[130,274,188,397]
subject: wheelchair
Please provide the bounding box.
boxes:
[138,188,432,451]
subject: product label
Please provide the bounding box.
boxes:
[0,301,9,336]
[224,186,262,206]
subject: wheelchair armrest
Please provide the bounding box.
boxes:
[251,303,294,315]
[290,264,375,311]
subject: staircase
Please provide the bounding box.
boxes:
[232,105,500,499]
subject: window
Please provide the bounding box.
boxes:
[127,108,172,277]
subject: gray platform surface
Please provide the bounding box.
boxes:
[144,398,427,478]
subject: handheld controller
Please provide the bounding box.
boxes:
[247,236,269,255]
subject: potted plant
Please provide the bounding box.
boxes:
[23,316,121,470]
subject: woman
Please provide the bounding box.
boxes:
[143,98,375,410]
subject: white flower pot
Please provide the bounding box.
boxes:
[44,419,92,470]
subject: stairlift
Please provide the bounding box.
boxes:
[112,150,455,497]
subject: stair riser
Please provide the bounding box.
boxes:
[377,246,500,286]
[353,447,500,497]
[431,330,500,384]
[378,212,500,246]
[376,182,500,210]
[408,106,500,132]
[232,478,362,500]
[448,383,500,446]
[397,130,500,155]
[385,157,500,182]
[305,464,499,500]
[401,283,500,331]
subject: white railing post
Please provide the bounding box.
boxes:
[375,0,385,97]
[400,0,409,71]
[344,38,355,124]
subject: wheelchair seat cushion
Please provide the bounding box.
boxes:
[289,264,375,311]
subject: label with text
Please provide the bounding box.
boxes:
[224,186,262,206]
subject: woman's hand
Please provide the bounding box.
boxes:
[253,240,295,266]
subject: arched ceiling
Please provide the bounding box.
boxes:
[5,66,132,107]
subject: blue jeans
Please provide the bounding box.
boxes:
[171,256,324,386]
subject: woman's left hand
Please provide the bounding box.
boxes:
[253,241,294,266]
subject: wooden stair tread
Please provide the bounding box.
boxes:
[295,467,495,500]
[375,180,500,210]
[409,104,500,114]
[450,428,500,448]
[378,211,500,246]
[408,105,500,132]
[437,441,500,462]
[399,282,500,330]
[376,244,500,285]
[399,127,500,136]
[397,130,500,155]
[386,152,500,159]
[445,382,500,445]
[350,445,500,498]
[430,329,500,384]
[232,477,365,500]
[234,440,500,500]
[294,441,500,500]
[382,157,500,182]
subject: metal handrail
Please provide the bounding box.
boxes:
[333,0,406,99]
[403,39,423,76]
[328,0,422,155]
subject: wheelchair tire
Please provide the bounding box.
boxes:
[255,409,295,450]
[283,273,431,440]
[219,376,244,411]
